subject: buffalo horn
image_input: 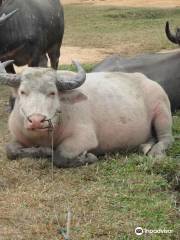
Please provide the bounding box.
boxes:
[0,9,18,24]
[0,61,21,87]
[56,60,86,91]
[165,21,178,44]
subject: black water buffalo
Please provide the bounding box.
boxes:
[0,0,64,73]
[92,22,180,112]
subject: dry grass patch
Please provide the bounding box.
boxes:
[61,0,180,8]
[63,5,180,59]
[0,5,180,239]
[0,84,179,239]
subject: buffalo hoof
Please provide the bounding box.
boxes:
[6,143,52,160]
[53,151,98,168]
[140,143,154,155]
[139,138,156,155]
[147,143,166,158]
[6,143,21,160]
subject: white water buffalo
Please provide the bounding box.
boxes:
[0,61,173,167]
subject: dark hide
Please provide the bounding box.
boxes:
[0,0,64,72]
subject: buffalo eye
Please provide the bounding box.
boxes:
[48,92,56,97]
[20,90,27,95]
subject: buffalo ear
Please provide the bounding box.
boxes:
[59,90,87,104]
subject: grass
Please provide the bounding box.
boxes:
[0,4,180,240]
[64,5,180,54]
[59,63,95,72]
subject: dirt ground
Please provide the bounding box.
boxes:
[62,0,180,8]
[60,0,180,66]
[15,0,180,71]
[60,46,114,64]
[15,46,113,72]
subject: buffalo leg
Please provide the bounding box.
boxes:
[53,129,98,167]
[139,137,156,155]
[38,54,48,67]
[48,43,60,70]
[6,141,98,168]
[148,105,174,157]
[28,47,42,67]
[6,142,52,160]
[53,151,98,168]
[5,63,16,111]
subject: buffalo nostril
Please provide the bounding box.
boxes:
[27,114,46,128]
[40,117,46,123]
[27,117,32,123]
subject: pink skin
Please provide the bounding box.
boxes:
[26,114,46,130]
[6,69,173,167]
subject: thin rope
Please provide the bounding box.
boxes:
[51,128,54,181]
[50,128,61,230]
[50,124,71,240]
